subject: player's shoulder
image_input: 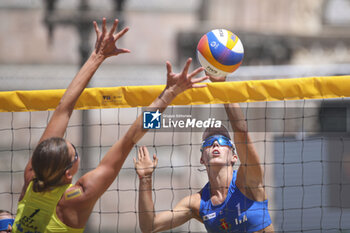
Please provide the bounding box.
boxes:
[63,185,84,202]
[180,192,202,221]
[191,192,202,203]
[178,192,201,210]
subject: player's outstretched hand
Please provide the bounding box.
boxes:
[165,58,208,96]
[93,18,130,59]
[134,146,158,179]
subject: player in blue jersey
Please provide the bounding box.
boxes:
[134,75,274,232]
[0,210,14,232]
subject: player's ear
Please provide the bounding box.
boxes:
[231,154,238,165]
[200,147,208,164]
[200,153,205,164]
[64,169,73,181]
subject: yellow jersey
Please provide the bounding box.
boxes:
[13,181,84,233]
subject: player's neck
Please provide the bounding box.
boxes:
[207,165,233,198]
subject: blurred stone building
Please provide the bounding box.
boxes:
[1,0,350,232]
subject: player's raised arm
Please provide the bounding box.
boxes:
[209,74,266,201]
[21,18,130,196]
[77,58,208,204]
[134,146,202,233]
[39,18,130,143]
[225,103,265,193]
[13,18,133,232]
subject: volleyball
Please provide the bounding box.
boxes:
[196,29,244,77]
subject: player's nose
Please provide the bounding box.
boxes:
[212,140,220,147]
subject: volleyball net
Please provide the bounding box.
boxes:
[1,75,350,232]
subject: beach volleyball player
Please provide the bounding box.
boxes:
[134,29,274,232]
[12,18,208,232]
[134,75,274,232]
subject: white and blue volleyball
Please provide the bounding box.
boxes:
[197,29,244,77]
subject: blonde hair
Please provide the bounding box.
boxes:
[31,137,72,192]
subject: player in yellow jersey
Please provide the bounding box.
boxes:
[12,18,208,232]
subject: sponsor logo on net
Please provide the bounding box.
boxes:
[143,110,222,129]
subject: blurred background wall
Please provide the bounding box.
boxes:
[1,0,350,90]
[1,0,350,232]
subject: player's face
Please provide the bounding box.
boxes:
[65,141,80,176]
[200,135,236,166]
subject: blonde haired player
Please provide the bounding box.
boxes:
[13,18,208,232]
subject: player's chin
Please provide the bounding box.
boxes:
[207,159,231,167]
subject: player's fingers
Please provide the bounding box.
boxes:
[142,146,149,158]
[93,21,100,37]
[192,83,208,88]
[109,19,119,36]
[181,58,192,77]
[137,147,142,160]
[191,76,209,84]
[209,75,226,82]
[114,27,129,42]
[102,18,107,35]
[115,48,131,54]
[153,155,158,167]
[166,61,172,76]
[188,67,205,79]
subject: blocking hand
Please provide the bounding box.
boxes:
[93,18,130,59]
[165,58,208,96]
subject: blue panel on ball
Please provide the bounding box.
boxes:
[206,31,243,66]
